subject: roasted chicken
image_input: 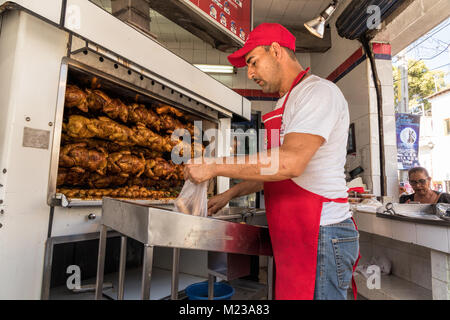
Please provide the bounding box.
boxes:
[159,113,189,134]
[87,173,128,189]
[66,115,134,145]
[126,177,182,189]
[57,186,177,199]
[66,115,97,139]
[57,167,90,187]
[107,150,146,178]
[65,85,89,113]
[85,89,129,122]
[156,104,185,118]
[131,123,173,152]
[103,98,129,123]
[59,142,108,175]
[145,157,182,180]
[85,88,109,113]
[60,134,163,159]
[61,82,195,200]
[171,141,204,159]
[89,116,135,144]
[128,103,161,131]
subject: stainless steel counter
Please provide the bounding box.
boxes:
[95,198,273,300]
[376,203,450,227]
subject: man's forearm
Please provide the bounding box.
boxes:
[211,133,324,182]
[183,132,324,184]
[214,148,296,182]
[226,180,264,199]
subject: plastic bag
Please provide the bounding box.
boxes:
[174,180,208,217]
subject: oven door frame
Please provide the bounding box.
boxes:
[47,57,223,207]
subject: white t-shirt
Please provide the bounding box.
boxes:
[276,75,351,226]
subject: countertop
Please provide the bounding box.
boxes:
[353,204,450,254]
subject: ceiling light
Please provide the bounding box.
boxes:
[194,64,236,74]
[304,0,339,39]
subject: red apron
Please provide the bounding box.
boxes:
[262,68,359,300]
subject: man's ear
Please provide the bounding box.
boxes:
[270,42,283,59]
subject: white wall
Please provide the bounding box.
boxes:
[419,116,434,180]
[430,92,450,182]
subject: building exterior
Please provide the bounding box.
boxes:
[427,87,450,192]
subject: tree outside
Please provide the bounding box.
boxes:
[393,59,446,115]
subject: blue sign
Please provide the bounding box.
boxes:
[396,113,421,170]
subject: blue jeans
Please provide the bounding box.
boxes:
[313,218,359,300]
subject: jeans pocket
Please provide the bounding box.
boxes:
[331,236,359,290]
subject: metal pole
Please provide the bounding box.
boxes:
[141,245,154,300]
[208,274,216,300]
[400,52,409,114]
[40,238,54,300]
[267,256,274,300]
[171,248,180,300]
[95,225,108,300]
[117,236,127,300]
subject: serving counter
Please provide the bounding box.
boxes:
[352,203,450,300]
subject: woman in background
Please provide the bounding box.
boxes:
[400,167,450,204]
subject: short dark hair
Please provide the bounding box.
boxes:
[262,45,297,61]
[408,167,430,178]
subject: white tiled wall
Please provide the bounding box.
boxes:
[391,220,416,243]
[431,278,450,300]
[360,231,432,291]
[431,250,450,300]
[159,38,305,117]
[431,250,450,283]
[161,39,312,92]
[416,224,450,253]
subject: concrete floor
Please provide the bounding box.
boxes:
[49,266,363,300]
[49,266,268,300]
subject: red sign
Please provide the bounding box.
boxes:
[188,0,251,42]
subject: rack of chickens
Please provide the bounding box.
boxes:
[57,84,201,201]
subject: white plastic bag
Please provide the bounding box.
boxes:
[174,180,208,217]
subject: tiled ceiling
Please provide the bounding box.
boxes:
[90,0,332,43]
[253,0,331,27]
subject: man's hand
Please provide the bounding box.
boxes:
[207,181,263,216]
[183,160,217,184]
[207,192,232,216]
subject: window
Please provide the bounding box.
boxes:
[444,118,450,136]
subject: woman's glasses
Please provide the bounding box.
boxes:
[409,179,427,186]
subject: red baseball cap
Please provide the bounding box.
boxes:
[227,23,296,68]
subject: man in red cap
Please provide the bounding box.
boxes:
[184,23,359,300]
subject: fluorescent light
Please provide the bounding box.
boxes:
[194,64,235,74]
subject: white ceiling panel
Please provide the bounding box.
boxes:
[254,0,331,27]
